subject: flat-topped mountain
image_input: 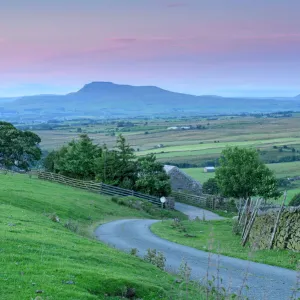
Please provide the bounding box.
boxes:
[1,82,300,121]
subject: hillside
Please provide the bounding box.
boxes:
[1,82,300,122]
[0,173,194,300]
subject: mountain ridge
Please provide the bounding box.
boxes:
[1,82,300,122]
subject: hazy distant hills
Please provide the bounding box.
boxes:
[1,82,300,122]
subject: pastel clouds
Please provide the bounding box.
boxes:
[1,0,300,96]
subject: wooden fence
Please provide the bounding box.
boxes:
[37,171,161,205]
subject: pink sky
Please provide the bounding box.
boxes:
[1,0,300,97]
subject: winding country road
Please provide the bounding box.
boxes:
[174,202,225,220]
[95,204,299,300]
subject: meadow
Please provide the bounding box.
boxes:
[0,173,197,300]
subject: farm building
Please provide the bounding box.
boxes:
[167,126,179,130]
[164,165,202,195]
[204,166,215,173]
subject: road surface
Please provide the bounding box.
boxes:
[95,208,299,299]
[174,202,225,220]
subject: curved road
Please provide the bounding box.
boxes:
[174,202,225,220]
[95,209,299,299]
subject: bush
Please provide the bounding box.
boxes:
[144,249,166,270]
[64,220,79,233]
[289,193,300,207]
[48,213,60,223]
[202,178,219,195]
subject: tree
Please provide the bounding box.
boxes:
[216,147,280,202]
[95,135,137,189]
[0,121,41,170]
[202,178,219,195]
[43,150,57,172]
[94,146,120,186]
[54,134,101,179]
[135,154,171,197]
[115,135,137,189]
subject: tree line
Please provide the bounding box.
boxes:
[0,121,287,205]
[44,134,171,197]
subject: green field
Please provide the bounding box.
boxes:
[151,219,300,270]
[184,161,300,182]
[183,168,216,183]
[183,161,300,202]
[0,173,199,300]
[32,115,300,172]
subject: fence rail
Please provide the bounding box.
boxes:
[37,171,161,205]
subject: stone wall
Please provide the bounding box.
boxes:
[164,165,202,196]
[249,206,300,251]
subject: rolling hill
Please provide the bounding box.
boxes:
[0,173,194,299]
[1,82,300,122]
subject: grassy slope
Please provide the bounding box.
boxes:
[0,174,196,300]
[151,220,300,270]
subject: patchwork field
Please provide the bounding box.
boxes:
[28,113,300,202]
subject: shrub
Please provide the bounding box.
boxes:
[130,248,139,256]
[289,193,300,207]
[111,196,119,203]
[202,178,220,195]
[144,249,166,270]
[64,220,79,233]
[48,213,60,223]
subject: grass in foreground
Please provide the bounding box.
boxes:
[0,173,198,299]
[151,219,300,270]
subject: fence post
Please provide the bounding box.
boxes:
[269,191,287,250]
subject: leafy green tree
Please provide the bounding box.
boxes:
[114,134,137,188]
[95,135,137,189]
[54,134,101,179]
[0,121,41,170]
[94,146,120,185]
[202,178,219,195]
[43,150,57,172]
[216,147,280,201]
[135,154,171,197]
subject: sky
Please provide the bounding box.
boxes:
[1,0,300,97]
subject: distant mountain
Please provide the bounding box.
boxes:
[0,97,19,103]
[1,82,300,122]
[295,94,300,99]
